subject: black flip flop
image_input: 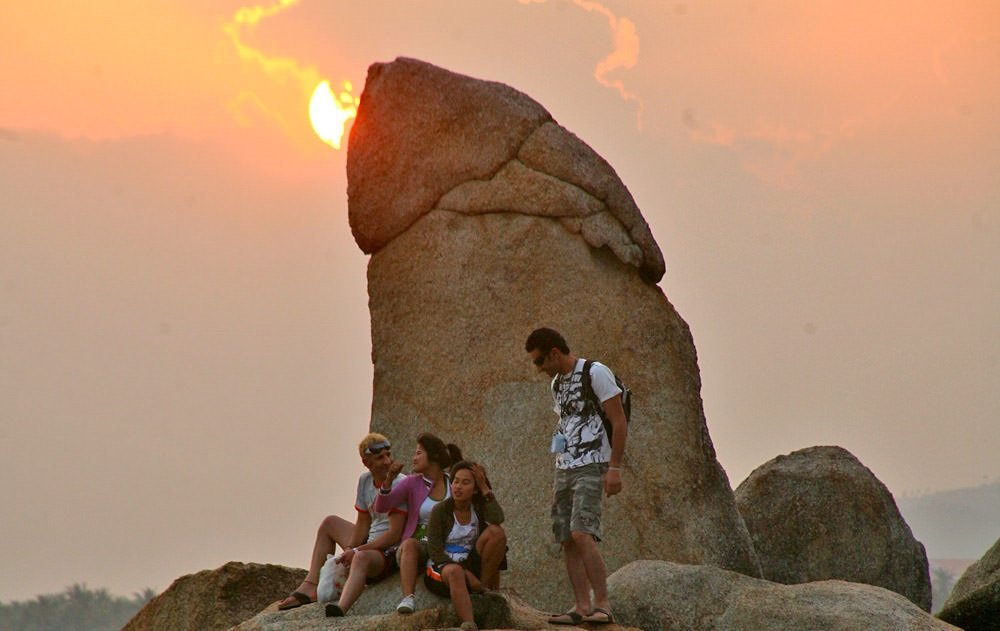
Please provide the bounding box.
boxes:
[548,609,585,625]
[277,591,313,610]
[583,607,615,624]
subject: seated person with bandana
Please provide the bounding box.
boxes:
[277,433,406,614]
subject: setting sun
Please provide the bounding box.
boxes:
[309,80,359,150]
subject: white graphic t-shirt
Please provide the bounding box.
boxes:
[443,510,479,563]
[550,358,622,470]
[355,471,406,543]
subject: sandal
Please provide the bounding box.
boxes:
[277,579,317,610]
[277,591,313,610]
[548,609,585,625]
[583,607,615,624]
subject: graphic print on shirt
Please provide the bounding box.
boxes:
[552,365,608,469]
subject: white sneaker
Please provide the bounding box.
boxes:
[396,594,416,614]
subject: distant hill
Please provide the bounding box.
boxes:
[897,479,1000,559]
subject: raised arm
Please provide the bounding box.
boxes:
[373,473,411,513]
[472,464,504,524]
[360,509,406,552]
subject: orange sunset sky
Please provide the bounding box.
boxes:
[2,0,998,600]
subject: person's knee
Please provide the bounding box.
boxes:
[570,530,596,548]
[319,514,344,535]
[400,538,418,554]
[441,563,463,583]
[351,550,374,569]
[483,524,507,545]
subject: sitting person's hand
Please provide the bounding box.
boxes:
[385,459,404,482]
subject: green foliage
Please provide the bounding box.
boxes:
[930,567,957,614]
[0,584,155,631]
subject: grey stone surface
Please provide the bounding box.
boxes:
[234,582,640,631]
[938,535,1000,630]
[346,57,550,257]
[735,445,932,610]
[608,560,960,631]
[359,208,761,611]
[121,562,304,631]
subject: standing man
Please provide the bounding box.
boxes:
[525,327,627,626]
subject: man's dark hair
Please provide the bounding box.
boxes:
[525,327,570,355]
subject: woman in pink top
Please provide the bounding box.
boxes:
[374,432,462,614]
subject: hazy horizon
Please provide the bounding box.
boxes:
[2,0,997,601]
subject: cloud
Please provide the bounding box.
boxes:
[683,93,901,190]
[522,0,645,128]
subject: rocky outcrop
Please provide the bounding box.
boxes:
[734,446,931,610]
[121,562,304,631]
[347,57,761,610]
[347,57,664,283]
[608,560,960,631]
[938,535,1000,630]
[236,581,641,631]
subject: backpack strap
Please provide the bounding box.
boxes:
[581,360,614,441]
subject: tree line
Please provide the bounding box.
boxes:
[0,584,155,631]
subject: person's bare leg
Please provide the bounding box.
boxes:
[474,525,506,590]
[562,539,593,616]
[299,515,354,597]
[338,550,383,612]
[570,530,610,613]
[463,568,485,594]
[398,538,420,597]
[443,564,474,624]
[278,514,354,608]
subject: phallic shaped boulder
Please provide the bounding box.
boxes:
[348,57,664,282]
[121,562,304,631]
[608,560,960,631]
[734,446,931,610]
[347,57,761,610]
[937,535,1000,630]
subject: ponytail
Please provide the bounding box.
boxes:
[446,443,463,468]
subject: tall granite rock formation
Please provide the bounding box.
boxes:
[347,57,761,609]
[734,446,932,611]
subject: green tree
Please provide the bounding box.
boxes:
[930,567,957,614]
[0,584,155,631]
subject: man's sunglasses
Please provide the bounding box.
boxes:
[364,440,391,455]
[533,351,549,367]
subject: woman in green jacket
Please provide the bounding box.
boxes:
[425,461,507,631]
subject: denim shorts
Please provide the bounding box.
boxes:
[551,462,607,543]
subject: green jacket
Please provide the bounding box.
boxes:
[426,494,504,568]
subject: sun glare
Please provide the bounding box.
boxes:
[308,80,359,150]
[225,0,360,151]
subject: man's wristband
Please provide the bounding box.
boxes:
[608,466,622,471]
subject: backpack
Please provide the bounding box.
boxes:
[554,359,632,442]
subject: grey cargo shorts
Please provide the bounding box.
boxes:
[551,462,607,543]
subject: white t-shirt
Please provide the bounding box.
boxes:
[550,358,622,470]
[443,510,479,563]
[414,476,450,541]
[355,471,406,543]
